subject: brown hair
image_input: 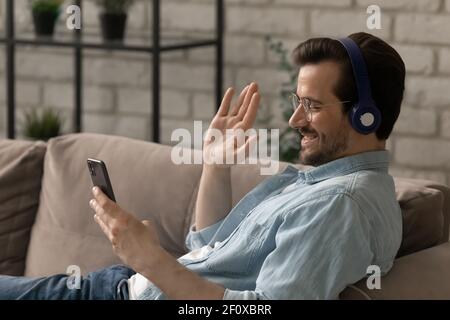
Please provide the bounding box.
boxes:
[292,32,405,140]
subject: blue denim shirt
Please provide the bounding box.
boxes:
[138,150,402,300]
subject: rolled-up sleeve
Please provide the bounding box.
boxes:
[185,219,224,251]
[222,193,375,300]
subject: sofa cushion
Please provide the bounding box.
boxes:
[0,139,46,276]
[340,242,450,299]
[25,133,202,276]
[394,178,445,257]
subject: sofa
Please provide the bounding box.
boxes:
[1,132,450,299]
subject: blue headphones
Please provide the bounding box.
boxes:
[337,37,381,134]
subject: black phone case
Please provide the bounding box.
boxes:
[87,158,116,202]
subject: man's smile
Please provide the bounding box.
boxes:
[299,129,319,148]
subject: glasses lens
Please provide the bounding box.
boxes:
[291,94,312,122]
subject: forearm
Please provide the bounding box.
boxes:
[142,246,225,300]
[194,165,232,230]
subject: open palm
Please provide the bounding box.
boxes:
[203,82,260,167]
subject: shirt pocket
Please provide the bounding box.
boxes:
[205,221,269,276]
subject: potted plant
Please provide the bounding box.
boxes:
[21,107,64,141]
[30,0,64,37]
[96,0,134,42]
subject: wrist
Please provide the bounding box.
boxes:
[138,244,166,274]
[140,246,183,284]
[203,164,232,173]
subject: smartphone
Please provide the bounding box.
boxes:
[87,158,116,202]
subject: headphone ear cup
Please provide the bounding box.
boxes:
[350,103,381,134]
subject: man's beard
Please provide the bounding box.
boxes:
[299,126,349,166]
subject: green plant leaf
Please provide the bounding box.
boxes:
[30,0,64,13]
[22,107,64,141]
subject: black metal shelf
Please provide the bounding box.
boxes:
[0,36,220,53]
[1,0,224,142]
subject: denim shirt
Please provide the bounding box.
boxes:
[138,150,402,300]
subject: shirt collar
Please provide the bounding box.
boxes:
[296,150,390,185]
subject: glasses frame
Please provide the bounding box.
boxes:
[290,92,351,122]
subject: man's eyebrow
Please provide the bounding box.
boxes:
[294,91,323,104]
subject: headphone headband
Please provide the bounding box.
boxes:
[337,38,374,105]
[336,37,381,134]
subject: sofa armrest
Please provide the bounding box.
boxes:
[340,242,450,299]
[0,139,46,276]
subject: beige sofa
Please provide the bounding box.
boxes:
[1,132,450,299]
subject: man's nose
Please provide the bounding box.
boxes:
[288,107,308,129]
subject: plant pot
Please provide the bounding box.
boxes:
[99,13,128,42]
[32,10,59,37]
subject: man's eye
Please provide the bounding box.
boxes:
[310,106,322,111]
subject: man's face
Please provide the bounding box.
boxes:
[289,61,352,166]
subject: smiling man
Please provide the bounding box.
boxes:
[0,32,406,300]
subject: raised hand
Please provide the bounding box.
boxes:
[203,82,260,167]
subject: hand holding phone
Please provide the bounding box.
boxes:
[87,158,116,202]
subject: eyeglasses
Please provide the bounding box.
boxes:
[290,92,351,122]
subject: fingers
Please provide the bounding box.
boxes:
[92,187,111,207]
[90,186,122,230]
[238,82,258,116]
[217,83,259,118]
[230,85,249,116]
[94,214,114,243]
[90,198,114,227]
[217,88,235,116]
[237,83,259,122]
[242,91,260,128]
[92,187,118,216]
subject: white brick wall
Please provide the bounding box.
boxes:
[310,10,391,38]
[84,57,150,86]
[193,93,216,120]
[224,36,266,66]
[15,81,41,106]
[395,14,450,45]
[393,45,434,74]
[228,7,308,36]
[235,68,290,95]
[395,137,450,168]
[83,113,117,136]
[393,106,437,136]
[438,48,450,74]
[404,77,450,108]
[161,90,191,118]
[1,0,450,186]
[16,50,73,81]
[441,111,450,138]
[43,83,114,112]
[117,88,151,114]
[389,166,447,185]
[356,0,441,12]
[276,0,351,7]
[162,3,215,32]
